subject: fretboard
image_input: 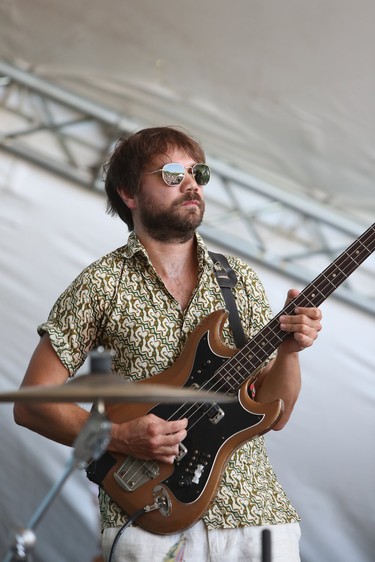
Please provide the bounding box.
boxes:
[219,223,375,392]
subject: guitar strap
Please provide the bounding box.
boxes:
[86,251,247,487]
[208,251,247,348]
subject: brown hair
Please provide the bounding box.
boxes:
[104,126,206,230]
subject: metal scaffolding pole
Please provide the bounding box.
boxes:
[0,59,374,315]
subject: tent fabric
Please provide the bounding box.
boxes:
[1,1,375,223]
[0,154,374,561]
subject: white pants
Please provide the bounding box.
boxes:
[101,521,301,562]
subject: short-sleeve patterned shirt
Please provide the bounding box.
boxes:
[38,231,300,530]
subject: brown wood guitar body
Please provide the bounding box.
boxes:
[102,310,283,535]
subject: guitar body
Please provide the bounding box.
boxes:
[102,310,283,534]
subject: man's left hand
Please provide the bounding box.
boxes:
[279,289,322,353]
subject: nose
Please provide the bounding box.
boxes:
[180,167,199,192]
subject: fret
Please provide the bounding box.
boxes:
[213,223,374,393]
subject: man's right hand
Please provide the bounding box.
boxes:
[110,414,188,464]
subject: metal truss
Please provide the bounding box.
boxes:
[0,59,374,315]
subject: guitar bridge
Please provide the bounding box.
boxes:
[202,402,225,424]
[114,457,159,492]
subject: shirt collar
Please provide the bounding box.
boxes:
[123,230,214,269]
[123,230,148,259]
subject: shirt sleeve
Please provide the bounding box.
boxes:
[227,256,274,335]
[38,262,111,375]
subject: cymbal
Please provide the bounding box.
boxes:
[0,374,234,404]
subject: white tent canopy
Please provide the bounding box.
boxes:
[1,0,375,221]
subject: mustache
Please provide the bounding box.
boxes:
[175,193,203,205]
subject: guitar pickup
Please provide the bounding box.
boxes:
[205,403,225,425]
[114,457,159,492]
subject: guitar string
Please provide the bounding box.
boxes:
[220,227,375,392]
[122,227,375,488]
[168,225,375,424]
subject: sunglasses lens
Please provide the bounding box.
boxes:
[158,163,210,186]
[193,164,210,186]
[162,163,185,186]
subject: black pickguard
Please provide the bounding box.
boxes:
[150,332,264,504]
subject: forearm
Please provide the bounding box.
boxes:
[14,401,90,446]
[255,348,301,430]
[14,334,92,446]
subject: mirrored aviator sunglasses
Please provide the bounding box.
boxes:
[147,162,211,187]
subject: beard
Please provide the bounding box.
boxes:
[138,191,205,243]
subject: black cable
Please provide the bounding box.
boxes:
[108,507,147,562]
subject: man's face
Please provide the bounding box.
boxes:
[134,148,206,242]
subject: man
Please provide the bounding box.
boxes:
[14,126,322,561]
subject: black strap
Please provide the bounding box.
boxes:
[209,251,247,348]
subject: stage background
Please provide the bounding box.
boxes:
[0,153,374,561]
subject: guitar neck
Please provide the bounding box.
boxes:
[222,223,375,391]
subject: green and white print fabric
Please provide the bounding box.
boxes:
[38,232,300,530]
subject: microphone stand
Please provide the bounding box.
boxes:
[3,348,113,562]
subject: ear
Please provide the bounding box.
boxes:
[118,187,137,210]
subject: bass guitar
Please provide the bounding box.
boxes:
[94,222,374,534]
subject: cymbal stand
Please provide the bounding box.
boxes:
[261,529,272,562]
[3,398,112,562]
